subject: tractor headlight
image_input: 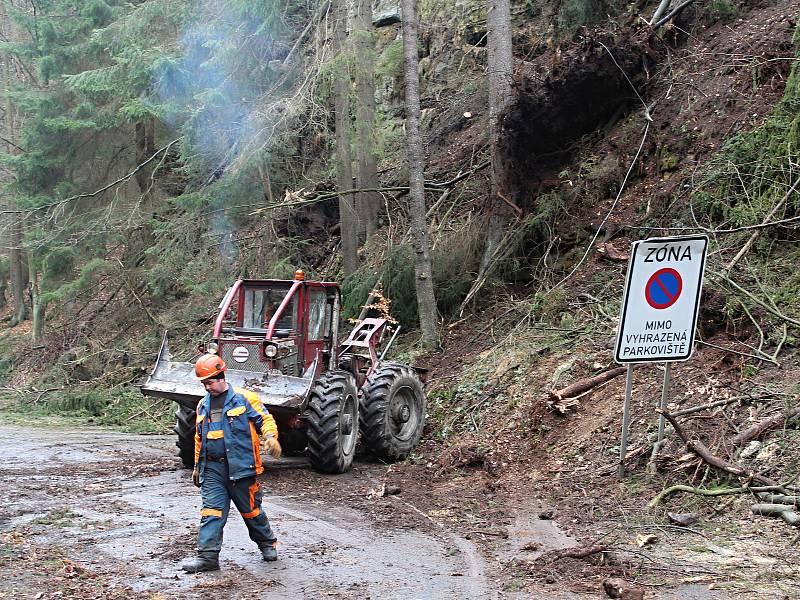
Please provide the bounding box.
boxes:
[264,344,278,358]
[206,342,219,354]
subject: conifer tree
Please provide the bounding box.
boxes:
[332,0,359,276]
[401,0,438,347]
[352,0,380,242]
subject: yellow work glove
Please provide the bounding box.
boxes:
[263,435,282,459]
[192,468,200,488]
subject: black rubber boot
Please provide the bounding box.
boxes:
[181,551,220,573]
[260,542,278,562]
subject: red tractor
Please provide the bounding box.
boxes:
[140,271,427,473]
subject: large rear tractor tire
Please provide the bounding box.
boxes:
[175,404,196,469]
[306,370,358,474]
[361,363,426,461]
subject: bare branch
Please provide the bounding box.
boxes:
[0,134,23,152]
[649,484,754,508]
[653,0,697,30]
[282,1,331,67]
[658,409,780,488]
[672,396,744,418]
[713,272,800,328]
[726,174,800,271]
[649,0,672,25]
[0,138,182,216]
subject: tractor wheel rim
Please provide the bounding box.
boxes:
[389,385,420,441]
[342,413,353,435]
[340,394,357,456]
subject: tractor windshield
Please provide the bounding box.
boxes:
[242,287,297,332]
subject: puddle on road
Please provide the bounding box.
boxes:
[504,510,579,560]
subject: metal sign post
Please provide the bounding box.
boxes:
[614,235,708,478]
[656,362,672,444]
[618,364,635,478]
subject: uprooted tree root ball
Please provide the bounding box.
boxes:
[500,28,660,203]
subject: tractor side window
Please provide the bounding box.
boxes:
[324,299,333,338]
[307,289,328,340]
[226,298,239,327]
[217,285,239,328]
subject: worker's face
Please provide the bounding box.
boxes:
[201,377,227,395]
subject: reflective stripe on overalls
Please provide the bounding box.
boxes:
[197,459,277,553]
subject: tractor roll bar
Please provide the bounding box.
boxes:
[266,280,302,339]
[213,280,243,338]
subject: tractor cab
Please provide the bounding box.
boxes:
[212,271,341,379]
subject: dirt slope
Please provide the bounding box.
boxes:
[377,2,800,597]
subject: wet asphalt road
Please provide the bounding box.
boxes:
[0,424,491,599]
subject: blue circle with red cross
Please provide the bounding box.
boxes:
[645,268,683,309]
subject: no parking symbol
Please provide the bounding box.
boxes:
[645,268,682,309]
[614,235,708,363]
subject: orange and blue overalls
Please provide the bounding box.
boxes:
[194,386,279,555]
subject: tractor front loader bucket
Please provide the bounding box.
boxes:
[140,331,314,411]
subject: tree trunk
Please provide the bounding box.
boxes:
[401,0,438,348]
[29,264,45,343]
[1,0,29,326]
[477,0,514,276]
[134,118,157,196]
[334,0,359,276]
[256,161,281,275]
[125,118,159,276]
[0,0,11,315]
[0,1,16,146]
[352,0,380,242]
[9,218,28,326]
[0,256,7,311]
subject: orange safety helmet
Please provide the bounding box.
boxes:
[194,354,226,381]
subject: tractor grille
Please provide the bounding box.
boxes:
[219,342,299,376]
[278,352,298,377]
[220,342,266,373]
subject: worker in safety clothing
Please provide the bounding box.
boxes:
[180,353,283,573]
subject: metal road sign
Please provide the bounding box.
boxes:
[614,235,708,363]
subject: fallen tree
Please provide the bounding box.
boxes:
[730,405,800,447]
[648,483,787,508]
[549,365,630,401]
[751,503,800,527]
[658,410,781,488]
[649,484,755,509]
